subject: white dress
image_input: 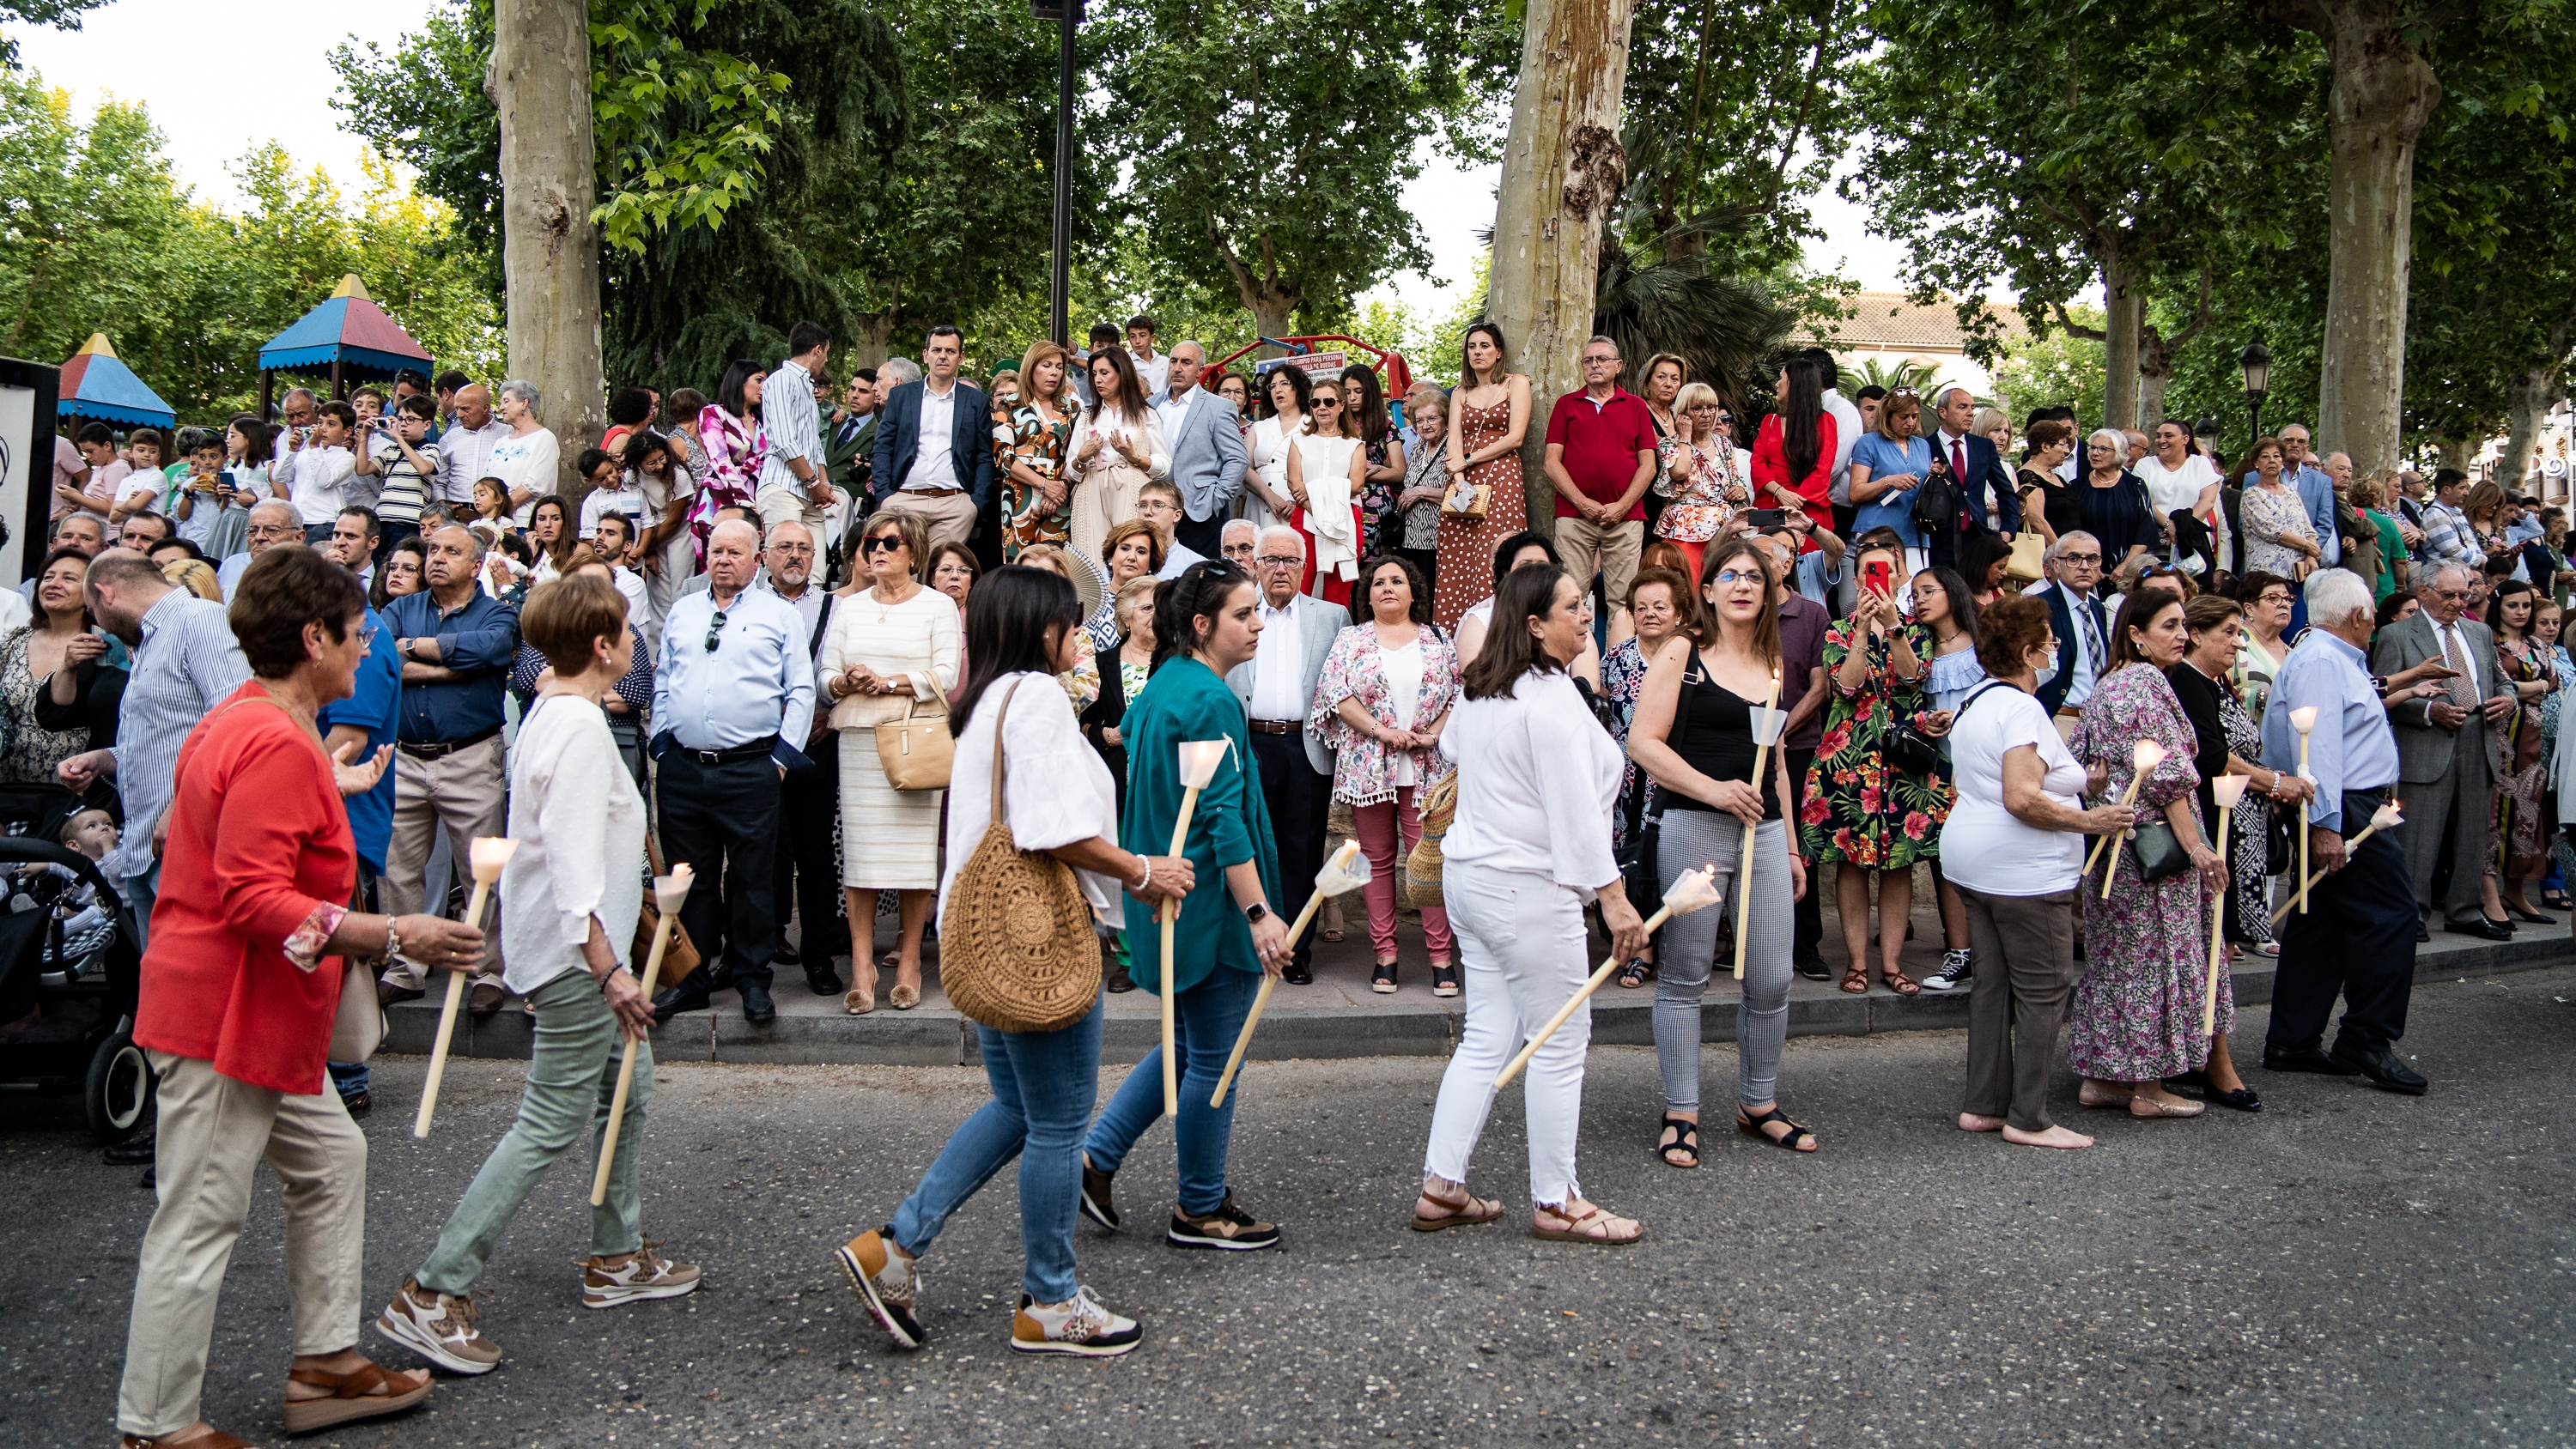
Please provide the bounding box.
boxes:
[1066,405,1170,567]
[819,585,963,890]
[1247,415,1303,535]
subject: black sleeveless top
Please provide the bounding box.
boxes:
[1662,656,1783,822]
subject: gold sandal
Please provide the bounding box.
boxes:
[280,1359,431,1435]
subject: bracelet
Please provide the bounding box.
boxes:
[1131,858,1152,894]
[384,921,402,964]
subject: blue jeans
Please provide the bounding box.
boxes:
[1081,967,1258,1217]
[326,1059,370,1100]
[892,996,1103,1303]
[123,864,158,951]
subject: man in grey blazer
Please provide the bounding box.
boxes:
[2369,563,2518,939]
[1226,527,1348,982]
[1151,340,1250,561]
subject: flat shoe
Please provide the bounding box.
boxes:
[2128,1094,2205,1119]
[2077,1082,2132,1109]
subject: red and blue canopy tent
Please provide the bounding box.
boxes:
[58,334,174,429]
[257,274,434,415]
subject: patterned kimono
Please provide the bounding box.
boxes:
[996,402,1074,559]
[2068,664,2222,1082]
[2491,636,2550,881]
[1800,619,1952,869]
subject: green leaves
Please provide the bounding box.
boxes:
[589,0,799,252]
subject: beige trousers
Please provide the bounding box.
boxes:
[380,735,507,987]
[1552,517,1643,615]
[883,488,979,555]
[118,1052,367,1438]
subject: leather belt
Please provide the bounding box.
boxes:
[2055,706,2084,718]
[902,487,965,498]
[674,735,781,767]
[398,726,499,759]
[1248,718,1302,736]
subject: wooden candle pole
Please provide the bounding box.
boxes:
[414,836,517,1139]
[1160,741,1230,1117]
[1731,667,1784,981]
[2289,706,2318,916]
[2203,778,2244,1035]
[2088,739,2169,899]
[1495,869,1722,1090]
[1212,841,1364,1107]
[592,864,693,1206]
[2269,799,2403,925]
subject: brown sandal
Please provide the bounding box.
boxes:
[1880,969,1921,996]
[281,1359,431,1434]
[1839,966,1870,994]
[1409,1184,1503,1232]
[122,1433,255,1449]
[1531,1201,1642,1245]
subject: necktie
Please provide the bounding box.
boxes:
[2441,626,2478,711]
[2075,593,2105,680]
[1951,437,1967,484]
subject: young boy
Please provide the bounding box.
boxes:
[171,431,229,550]
[34,807,120,973]
[1132,478,1205,578]
[106,429,167,524]
[72,422,125,519]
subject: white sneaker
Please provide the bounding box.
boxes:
[1922,949,1972,991]
[582,1240,701,1308]
[1012,1284,1143,1357]
[375,1277,501,1374]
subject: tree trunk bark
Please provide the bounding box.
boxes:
[1248,295,1300,349]
[2100,250,2144,431]
[2503,367,2564,493]
[2435,435,2474,473]
[2137,326,2177,427]
[2312,7,2440,479]
[854,312,899,368]
[1485,0,1635,535]
[490,0,604,498]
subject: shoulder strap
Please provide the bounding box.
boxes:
[1953,679,2011,726]
[989,680,1024,828]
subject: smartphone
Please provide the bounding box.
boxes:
[1749,508,1786,530]
[1862,558,1895,598]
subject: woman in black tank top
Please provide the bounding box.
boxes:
[1628,537,1817,1167]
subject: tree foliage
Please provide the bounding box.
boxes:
[1990,308,2107,428]
[0,0,107,70]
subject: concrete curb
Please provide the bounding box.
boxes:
[380,932,2573,1067]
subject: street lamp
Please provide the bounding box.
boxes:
[2193,415,2221,455]
[1034,0,1084,346]
[2239,339,2271,443]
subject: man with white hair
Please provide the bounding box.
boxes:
[649,517,817,1026]
[2370,561,2516,949]
[756,518,848,995]
[2023,530,2111,731]
[1224,527,1346,983]
[2262,568,2421,1093]
[216,500,306,602]
[1219,517,1257,567]
[1149,339,1248,559]
[490,378,560,521]
[438,383,509,507]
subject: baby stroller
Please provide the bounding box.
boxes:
[0,785,149,1143]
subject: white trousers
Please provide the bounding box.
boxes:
[1422,861,1593,1208]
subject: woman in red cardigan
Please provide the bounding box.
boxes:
[115,545,485,1449]
[1750,354,1840,520]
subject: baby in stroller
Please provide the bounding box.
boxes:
[19,807,120,980]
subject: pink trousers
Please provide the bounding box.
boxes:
[1352,786,1452,961]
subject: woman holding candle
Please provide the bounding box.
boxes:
[1628,537,1814,1167]
[2066,589,2231,1118]
[2166,593,2311,973]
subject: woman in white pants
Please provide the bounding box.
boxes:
[1413,562,1651,1244]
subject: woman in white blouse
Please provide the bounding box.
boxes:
[1288,377,1367,606]
[836,563,1191,1359]
[1413,563,1651,1245]
[1066,349,1170,565]
[1243,366,1312,535]
[819,509,963,1013]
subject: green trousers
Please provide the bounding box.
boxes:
[416,970,652,1294]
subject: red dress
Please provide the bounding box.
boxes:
[1751,411,1841,516]
[133,683,357,1095]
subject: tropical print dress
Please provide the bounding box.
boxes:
[690,404,764,562]
[2067,663,2221,1082]
[1358,426,1403,560]
[996,401,1074,560]
[1601,637,1653,850]
[1799,618,1952,868]
[1653,437,1748,544]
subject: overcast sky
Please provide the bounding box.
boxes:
[11,0,1918,325]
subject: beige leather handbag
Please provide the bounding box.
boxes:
[875,677,954,791]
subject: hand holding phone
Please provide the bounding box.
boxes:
[1862,557,1895,600]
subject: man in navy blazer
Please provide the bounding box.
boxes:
[2023,530,2112,727]
[868,324,993,555]
[1928,385,2020,567]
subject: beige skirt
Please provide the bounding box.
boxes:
[838,727,944,890]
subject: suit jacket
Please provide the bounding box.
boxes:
[1224,594,1349,777]
[1931,430,2022,537]
[2369,609,2507,785]
[825,410,875,493]
[1164,388,1251,524]
[869,380,996,514]
[2029,579,2111,717]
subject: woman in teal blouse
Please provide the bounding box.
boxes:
[1079,560,1293,1252]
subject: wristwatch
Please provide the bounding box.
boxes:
[1242,902,1270,925]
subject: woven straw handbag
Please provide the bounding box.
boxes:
[938,682,1102,1033]
[1402,772,1460,908]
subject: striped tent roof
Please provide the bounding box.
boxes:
[258,275,434,379]
[58,334,174,427]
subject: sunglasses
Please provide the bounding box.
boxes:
[860,535,905,554]
[703,607,729,653]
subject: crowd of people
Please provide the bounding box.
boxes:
[45,313,2551,1445]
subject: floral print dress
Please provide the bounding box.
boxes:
[2490,637,2550,881]
[1308,621,1458,806]
[690,404,765,562]
[1358,427,1403,560]
[2067,664,2222,1082]
[1800,618,1952,868]
[1601,637,1652,850]
[1653,437,1748,544]
[997,402,1074,559]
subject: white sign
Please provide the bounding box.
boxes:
[0,385,32,591]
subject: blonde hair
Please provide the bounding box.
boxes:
[1016,543,1072,581]
[162,557,221,602]
[1016,341,1075,407]
[1973,407,2011,446]
[1674,381,1723,443]
[1112,573,1158,636]
[1876,389,1923,442]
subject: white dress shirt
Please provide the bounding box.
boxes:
[1822,387,1863,506]
[276,443,355,524]
[652,585,817,764]
[1153,384,1197,442]
[1129,348,1170,396]
[906,383,962,492]
[1249,595,1304,722]
[437,418,512,504]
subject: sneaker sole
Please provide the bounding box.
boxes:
[1078,1190,1120,1233]
[373,1308,499,1376]
[582,1276,700,1309]
[1165,1226,1280,1252]
[1012,1331,1143,1358]
[1922,979,1966,991]
[835,1245,924,1349]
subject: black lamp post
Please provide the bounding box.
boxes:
[2193,415,2221,457]
[2239,339,2272,445]
[1035,0,1084,346]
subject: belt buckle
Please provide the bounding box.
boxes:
[692,749,722,766]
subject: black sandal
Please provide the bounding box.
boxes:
[1735,1106,1817,1153]
[1615,957,1652,989]
[1655,1115,1699,1169]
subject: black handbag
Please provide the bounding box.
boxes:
[1615,658,1698,920]
[2125,817,2193,884]
[2264,799,2294,876]
[1912,454,1961,536]
[1885,714,1943,776]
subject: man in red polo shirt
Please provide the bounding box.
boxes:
[1543,336,1660,632]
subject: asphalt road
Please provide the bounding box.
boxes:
[7,966,2573,1448]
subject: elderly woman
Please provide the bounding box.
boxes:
[2230,571,2296,717]
[1311,555,1458,994]
[5,546,125,785]
[2070,427,2160,574]
[2067,589,2228,1119]
[1941,597,2136,1149]
[820,509,963,1014]
[1392,384,1451,586]
[2168,591,2306,977]
[1654,383,1751,582]
[838,566,1190,1358]
[378,573,690,1381]
[2239,438,2319,580]
[1413,563,1650,1243]
[114,546,482,1446]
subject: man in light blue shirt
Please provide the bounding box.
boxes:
[756,321,843,543]
[2257,567,2421,1093]
[650,518,816,1026]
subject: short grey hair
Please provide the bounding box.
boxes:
[1171,340,1206,364]
[498,379,541,416]
[282,386,317,406]
[1255,524,1306,556]
[2050,530,2100,561]
[763,518,813,549]
[2087,427,2128,456]
[2424,561,2472,594]
[1938,385,1977,410]
[1220,518,1257,543]
[248,498,299,528]
[2304,567,2372,625]
[878,357,923,387]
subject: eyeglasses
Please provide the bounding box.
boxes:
[769,543,815,556]
[860,536,903,554]
[1581,355,1619,367]
[703,608,729,652]
[2058,551,2102,565]
[1710,569,1765,585]
[1255,555,1303,568]
[2257,591,2292,606]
